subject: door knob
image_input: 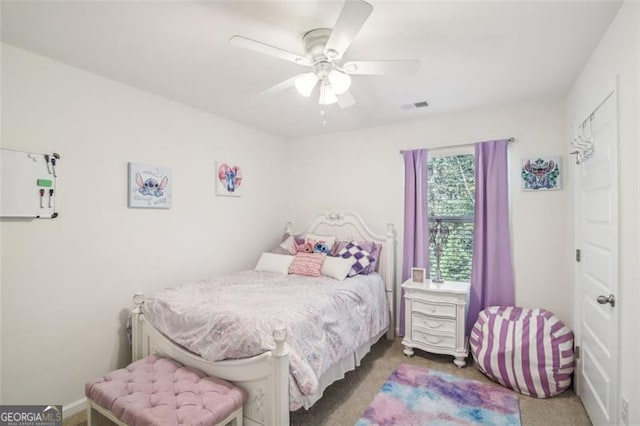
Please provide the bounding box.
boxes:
[596,294,615,307]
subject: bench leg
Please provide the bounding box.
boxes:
[88,397,242,426]
[87,401,98,426]
[216,407,243,426]
[87,399,127,426]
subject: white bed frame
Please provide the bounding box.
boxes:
[131,211,396,426]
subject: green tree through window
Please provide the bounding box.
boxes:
[427,154,475,281]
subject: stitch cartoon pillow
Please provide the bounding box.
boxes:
[313,241,331,255]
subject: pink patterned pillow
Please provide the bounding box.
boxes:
[288,253,326,277]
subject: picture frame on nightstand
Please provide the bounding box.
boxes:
[411,267,426,284]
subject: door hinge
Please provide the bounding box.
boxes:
[575,345,580,359]
[576,249,581,262]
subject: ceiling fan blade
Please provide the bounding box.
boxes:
[324,0,373,60]
[259,74,301,96]
[337,90,356,109]
[342,60,420,75]
[230,35,311,67]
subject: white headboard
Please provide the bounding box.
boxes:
[286,211,396,339]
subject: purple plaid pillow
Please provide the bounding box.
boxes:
[333,240,380,274]
[338,243,376,277]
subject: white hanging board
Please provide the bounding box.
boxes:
[0,148,59,218]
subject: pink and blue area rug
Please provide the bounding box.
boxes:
[356,364,521,426]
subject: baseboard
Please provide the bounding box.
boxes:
[63,397,86,419]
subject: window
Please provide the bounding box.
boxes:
[427,153,475,281]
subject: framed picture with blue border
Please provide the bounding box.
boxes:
[128,162,172,208]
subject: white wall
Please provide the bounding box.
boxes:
[286,100,572,327]
[0,44,288,408]
[565,1,639,423]
[0,42,3,403]
[2,4,635,418]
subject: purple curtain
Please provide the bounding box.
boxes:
[400,149,429,336]
[467,140,515,335]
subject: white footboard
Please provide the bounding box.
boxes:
[131,294,289,426]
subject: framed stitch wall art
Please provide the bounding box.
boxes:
[128,162,172,208]
[521,156,561,191]
[216,161,243,197]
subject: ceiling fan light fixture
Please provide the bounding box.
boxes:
[328,70,351,95]
[318,82,338,105]
[294,73,319,97]
[230,0,419,110]
[325,48,340,59]
[343,63,358,73]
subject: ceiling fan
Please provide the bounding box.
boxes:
[229,0,419,109]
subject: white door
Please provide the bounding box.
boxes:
[575,88,619,425]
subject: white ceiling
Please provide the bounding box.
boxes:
[1,0,621,139]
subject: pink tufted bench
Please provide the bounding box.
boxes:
[85,355,246,426]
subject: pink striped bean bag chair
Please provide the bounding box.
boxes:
[469,306,574,398]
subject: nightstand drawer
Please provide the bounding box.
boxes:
[412,330,456,349]
[412,313,456,334]
[413,300,456,318]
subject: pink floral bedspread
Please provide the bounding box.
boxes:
[143,270,389,410]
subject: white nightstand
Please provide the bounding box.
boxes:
[401,279,470,367]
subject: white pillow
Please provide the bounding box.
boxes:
[321,256,357,281]
[255,252,294,274]
[305,233,336,248]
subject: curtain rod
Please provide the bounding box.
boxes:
[399,137,515,154]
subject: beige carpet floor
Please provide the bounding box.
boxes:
[66,338,591,426]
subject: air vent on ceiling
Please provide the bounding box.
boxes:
[401,100,430,110]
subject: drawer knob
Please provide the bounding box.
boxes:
[425,335,442,344]
[426,320,442,328]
